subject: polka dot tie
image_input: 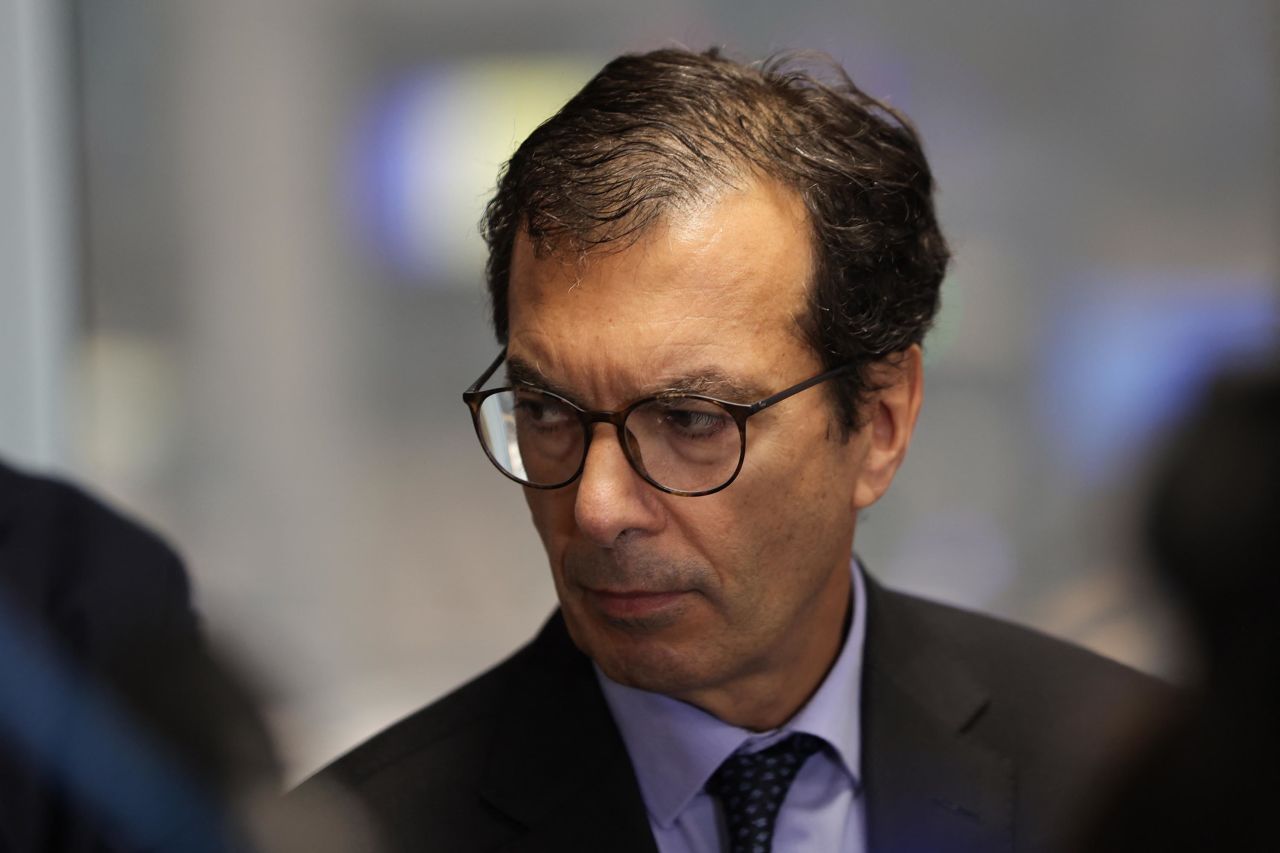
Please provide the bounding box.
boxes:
[705,732,824,853]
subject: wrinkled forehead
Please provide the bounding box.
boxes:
[504,181,821,400]
[510,180,814,317]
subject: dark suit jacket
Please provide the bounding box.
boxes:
[301,576,1161,852]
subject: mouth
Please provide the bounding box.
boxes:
[584,588,692,622]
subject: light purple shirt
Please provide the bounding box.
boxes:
[596,560,868,853]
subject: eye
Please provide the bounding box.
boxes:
[657,399,732,439]
[514,391,574,431]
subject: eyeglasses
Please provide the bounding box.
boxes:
[463,348,856,497]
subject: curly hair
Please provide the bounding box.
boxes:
[482,47,950,431]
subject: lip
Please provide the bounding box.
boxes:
[586,588,690,620]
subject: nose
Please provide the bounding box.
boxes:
[573,423,666,547]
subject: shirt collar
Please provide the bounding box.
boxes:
[596,558,868,829]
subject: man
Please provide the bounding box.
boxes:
[301,48,1157,852]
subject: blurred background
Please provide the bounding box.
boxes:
[2,0,1276,783]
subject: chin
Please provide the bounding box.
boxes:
[599,652,707,697]
[568,611,713,697]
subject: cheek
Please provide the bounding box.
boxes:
[670,502,748,572]
[670,482,785,606]
[523,489,576,563]
[714,430,859,572]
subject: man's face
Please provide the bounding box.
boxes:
[505,181,880,715]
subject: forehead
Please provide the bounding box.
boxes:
[506,181,818,398]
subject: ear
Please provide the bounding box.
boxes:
[852,344,924,510]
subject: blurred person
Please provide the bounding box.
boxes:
[0,458,371,852]
[0,457,271,850]
[300,48,1161,852]
[1073,358,1280,851]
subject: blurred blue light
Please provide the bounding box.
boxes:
[348,70,451,281]
[0,594,233,850]
[1038,272,1278,483]
[344,57,598,289]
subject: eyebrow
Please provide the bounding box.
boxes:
[656,372,767,402]
[504,356,769,406]
[505,358,579,402]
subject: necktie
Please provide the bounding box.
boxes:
[705,732,824,853]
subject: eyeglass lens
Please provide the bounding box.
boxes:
[474,389,742,493]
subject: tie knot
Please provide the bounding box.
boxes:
[707,732,824,794]
[705,733,825,853]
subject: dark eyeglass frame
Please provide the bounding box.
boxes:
[463,347,857,497]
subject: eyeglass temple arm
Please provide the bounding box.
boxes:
[748,362,859,414]
[465,347,509,394]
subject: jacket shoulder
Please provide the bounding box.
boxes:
[293,634,553,851]
[885,588,1164,706]
[308,608,594,788]
[311,645,528,789]
[865,585,1174,850]
[879,587,1172,835]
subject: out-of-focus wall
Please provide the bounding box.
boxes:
[5,0,1277,781]
[0,0,74,469]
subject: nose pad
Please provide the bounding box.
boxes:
[621,424,647,477]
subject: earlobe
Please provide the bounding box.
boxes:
[851,345,925,510]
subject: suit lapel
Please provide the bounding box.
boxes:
[862,577,1013,853]
[476,581,1015,853]
[480,613,658,853]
